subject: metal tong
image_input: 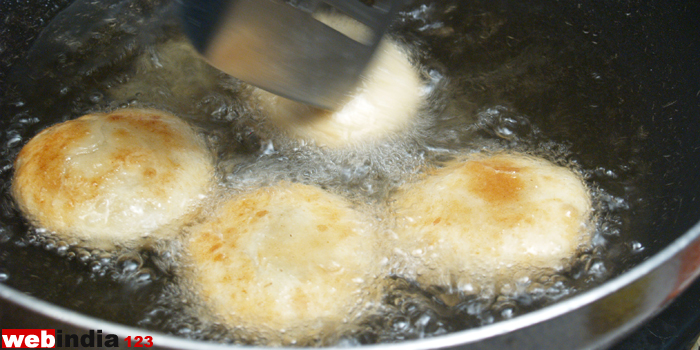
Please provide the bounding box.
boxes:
[180,0,404,110]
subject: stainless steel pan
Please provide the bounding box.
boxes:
[1,1,699,349]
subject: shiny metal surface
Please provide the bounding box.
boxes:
[2,221,700,349]
[180,0,403,110]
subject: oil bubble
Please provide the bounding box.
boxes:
[117,253,143,274]
[0,269,9,282]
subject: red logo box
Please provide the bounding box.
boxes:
[1,329,56,348]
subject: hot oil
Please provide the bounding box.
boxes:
[0,0,649,346]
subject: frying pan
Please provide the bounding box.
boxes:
[0,0,699,349]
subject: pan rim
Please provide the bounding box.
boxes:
[1,219,699,349]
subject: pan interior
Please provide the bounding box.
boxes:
[2,0,697,346]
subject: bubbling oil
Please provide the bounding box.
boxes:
[0,0,648,346]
